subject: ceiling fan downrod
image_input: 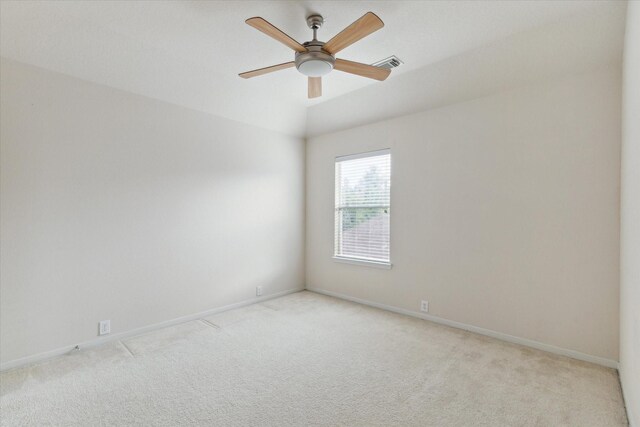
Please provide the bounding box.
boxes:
[307,14,324,41]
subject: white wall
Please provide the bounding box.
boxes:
[0,58,305,365]
[306,65,621,362]
[620,1,640,425]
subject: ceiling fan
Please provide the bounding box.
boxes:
[239,12,391,99]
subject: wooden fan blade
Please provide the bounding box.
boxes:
[323,12,384,55]
[333,58,390,81]
[239,61,295,79]
[246,17,306,53]
[308,77,322,98]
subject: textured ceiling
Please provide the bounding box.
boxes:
[0,1,627,137]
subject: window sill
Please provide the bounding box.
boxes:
[332,256,392,269]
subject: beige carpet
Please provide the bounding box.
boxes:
[0,291,628,426]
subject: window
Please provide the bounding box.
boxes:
[334,149,391,267]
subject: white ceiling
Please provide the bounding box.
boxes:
[307,4,627,136]
[0,1,627,137]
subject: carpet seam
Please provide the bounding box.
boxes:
[258,303,279,312]
[199,319,221,329]
[119,341,136,358]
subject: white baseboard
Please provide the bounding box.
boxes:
[0,287,303,372]
[2,286,619,372]
[307,287,619,369]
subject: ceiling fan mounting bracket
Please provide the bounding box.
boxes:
[306,14,324,30]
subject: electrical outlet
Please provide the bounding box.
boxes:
[99,320,111,336]
[256,286,263,297]
[420,300,429,313]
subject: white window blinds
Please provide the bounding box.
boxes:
[334,149,391,264]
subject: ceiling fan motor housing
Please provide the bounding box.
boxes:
[295,42,335,77]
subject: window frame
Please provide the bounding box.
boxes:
[333,148,392,269]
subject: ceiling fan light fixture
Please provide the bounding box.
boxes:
[297,59,333,77]
[295,47,335,77]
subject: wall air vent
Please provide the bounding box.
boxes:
[371,55,404,69]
